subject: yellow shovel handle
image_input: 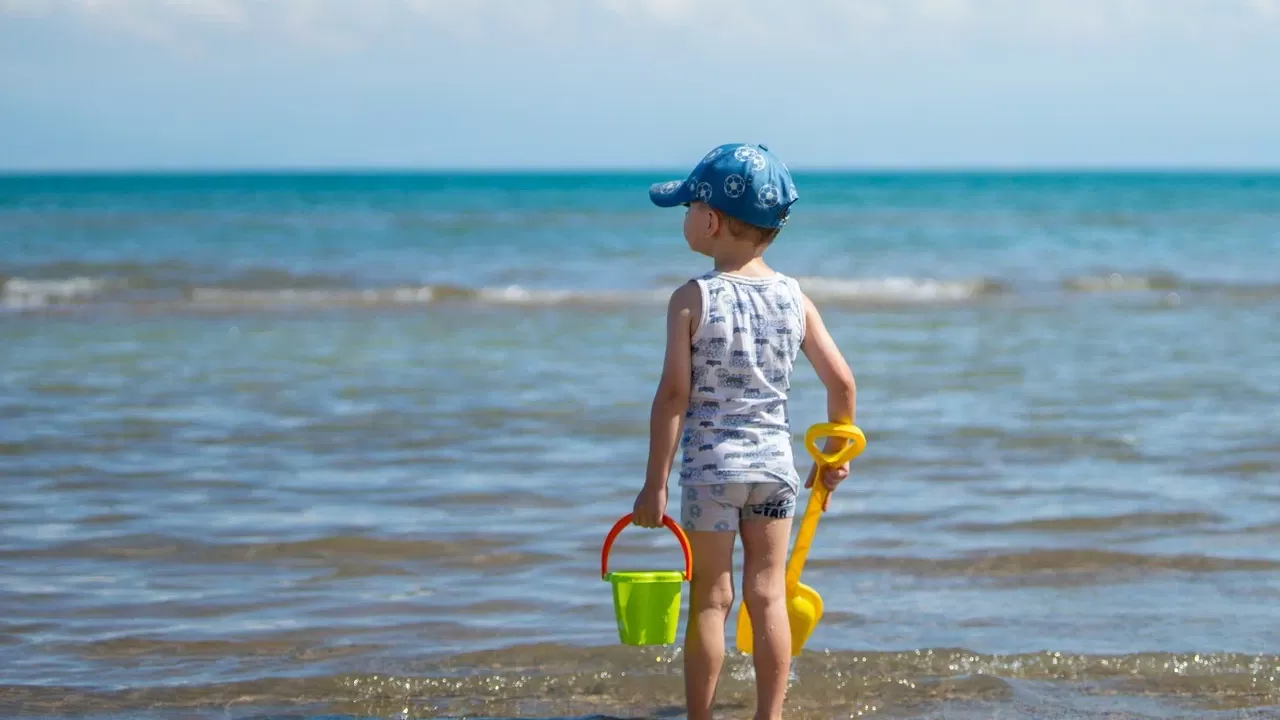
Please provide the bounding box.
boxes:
[804,422,868,467]
[784,423,867,592]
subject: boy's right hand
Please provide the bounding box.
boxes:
[804,462,850,511]
[632,486,668,528]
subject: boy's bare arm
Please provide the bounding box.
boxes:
[801,293,856,426]
[799,293,857,502]
[634,282,698,527]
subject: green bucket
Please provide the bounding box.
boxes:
[605,570,685,645]
[600,514,693,647]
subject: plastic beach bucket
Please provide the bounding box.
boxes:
[600,514,693,646]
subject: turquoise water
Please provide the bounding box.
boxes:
[2,172,1280,719]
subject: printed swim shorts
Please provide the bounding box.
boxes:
[679,482,797,533]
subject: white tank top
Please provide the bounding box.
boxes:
[678,270,807,488]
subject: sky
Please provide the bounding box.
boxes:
[0,0,1278,170]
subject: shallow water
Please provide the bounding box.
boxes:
[2,172,1279,718]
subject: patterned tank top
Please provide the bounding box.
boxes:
[678,270,807,488]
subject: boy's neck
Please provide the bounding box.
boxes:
[712,251,773,278]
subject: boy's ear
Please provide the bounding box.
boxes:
[706,207,721,237]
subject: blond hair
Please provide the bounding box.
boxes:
[716,209,782,246]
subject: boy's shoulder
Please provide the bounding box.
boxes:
[666,280,703,322]
[671,279,701,303]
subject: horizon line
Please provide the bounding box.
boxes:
[2,164,1280,177]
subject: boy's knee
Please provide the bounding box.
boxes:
[691,575,735,615]
[742,572,785,612]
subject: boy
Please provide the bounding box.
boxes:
[631,143,858,720]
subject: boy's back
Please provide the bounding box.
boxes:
[681,270,805,492]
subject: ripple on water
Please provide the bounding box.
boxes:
[808,549,1280,580]
[949,511,1227,534]
[0,534,559,569]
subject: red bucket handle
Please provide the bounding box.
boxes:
[600,514,693,581]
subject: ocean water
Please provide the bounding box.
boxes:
[1,171,1279,719]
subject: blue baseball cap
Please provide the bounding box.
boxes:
[649,143,798,229]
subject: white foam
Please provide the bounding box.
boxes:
[474,285,666,306]
[795,276,995,303]
[189,286,436,307]
[1065,273,1161,292]
[476,285,574,305]
[1,274,1002,313]
[1,276,108,309]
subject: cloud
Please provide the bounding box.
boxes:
[2,0,1277,169]
[1247,0,1279,18]
[3,0,1274,71]
[169,0,247,24]
[0,0,43,16]
[2,0,1274,57]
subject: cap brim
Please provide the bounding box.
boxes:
[649,179,694,208]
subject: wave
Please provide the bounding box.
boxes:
[3,266,1277,313]
[3,645,1278,718]
[0,273,998,312]
[949,510,1224,534]
[1063,272,1182,292]
[0,532,555,569]
[0,275,112,308]
[1062,271,1280,298]
[796,275,1004,303]
[8,532,1278,585]
[807,549,1280,580]
[185,277,1006,309]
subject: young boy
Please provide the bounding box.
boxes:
[631,143,858,720]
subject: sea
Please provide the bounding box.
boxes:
[1,171,1279,719]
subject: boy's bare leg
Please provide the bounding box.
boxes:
[740,516,793,720]
[684,530,737,720]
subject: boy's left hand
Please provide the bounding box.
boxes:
[632,486,668,528]
[804,462,850,511]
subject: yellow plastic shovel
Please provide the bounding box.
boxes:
[735,421,867,656]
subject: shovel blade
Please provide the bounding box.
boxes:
[786,583,824,655]
[733,582,824,657]
[734,597,754,654]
